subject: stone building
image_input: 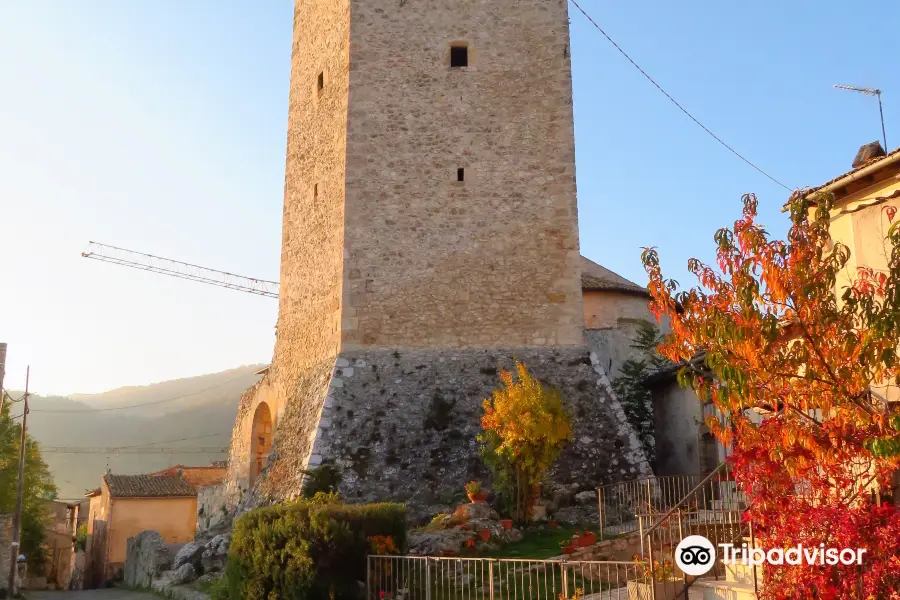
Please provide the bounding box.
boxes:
[219,0,653,519]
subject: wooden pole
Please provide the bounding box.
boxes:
[7,366,29,598]
[0,343,7,417]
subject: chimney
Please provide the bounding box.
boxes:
[852,141,886,168]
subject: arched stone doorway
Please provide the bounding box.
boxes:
[249,402,274,486]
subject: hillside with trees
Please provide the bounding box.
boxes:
[12,365,264,500]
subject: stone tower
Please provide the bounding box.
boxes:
[222,0,649,517]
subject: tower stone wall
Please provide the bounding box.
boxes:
[220,0,650,518]
[341,0,583,349]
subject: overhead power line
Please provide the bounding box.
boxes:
[31,373,255,413]
[82,241,279,298]
[114,432,228,449]
[41,446,226,455]
[40,433,231,454]
[569,0,791,191]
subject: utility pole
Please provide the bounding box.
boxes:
[0,343,7,416]
[7,366,28,598]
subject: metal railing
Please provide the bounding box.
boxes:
[636,462,758,599]
[369,464,756,600]
[367,556,663,600]
[597,474,705,539]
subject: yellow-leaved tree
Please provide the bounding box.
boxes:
[479,361,571,522]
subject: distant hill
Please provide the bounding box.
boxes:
[13,365,264,500]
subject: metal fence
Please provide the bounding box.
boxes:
[369,464,756,600]
[635,462,759,598]
[366,556,684,600]
[597,474,704,539]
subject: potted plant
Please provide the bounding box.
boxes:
[500,518,513,530]
[559,540,575,555]
[479,528,491,542]
[578,530,597,547]
[465,480,488,503]
[627,558,678,600]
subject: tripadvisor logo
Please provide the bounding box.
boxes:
[675,535,716,576]
[673,535,867,575]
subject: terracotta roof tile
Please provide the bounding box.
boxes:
[103,474,196,498]
[800,146,900,199]
[579,256,648,296]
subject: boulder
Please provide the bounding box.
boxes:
[552,504,599,526]
[575,490,597,505]
[453,502,497,521]
[197,572,224,585]
[408,529,475,555]
[409,501,523,555]
[173,541,205,571]
[169,563,197,586]
[201,533,231,573]
[124,530,172,588]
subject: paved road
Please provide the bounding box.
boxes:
[26,589,157,600]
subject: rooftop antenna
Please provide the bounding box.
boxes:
[834,84,887,150]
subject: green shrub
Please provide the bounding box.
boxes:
[301,464,342,498]
[224,498,406,600]
[75,524,88,552]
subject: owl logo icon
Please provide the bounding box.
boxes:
[675,535,716,576]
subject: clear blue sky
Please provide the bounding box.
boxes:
[1,1,897,394]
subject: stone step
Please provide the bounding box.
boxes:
[691,579,758,600]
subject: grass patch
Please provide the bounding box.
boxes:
[476,526,597,559]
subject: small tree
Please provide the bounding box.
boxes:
[0,394,56,572]
[479,361,571,521]
[641,192,900,596]
[612,322,668,463]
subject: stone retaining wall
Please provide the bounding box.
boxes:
[236,347,650,521]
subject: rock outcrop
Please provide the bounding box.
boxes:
[408,502,523,556]
[173,541,205,571]
[200,534,230,574]
[124,531,172,588]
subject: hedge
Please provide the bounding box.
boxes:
[222,497,407,600]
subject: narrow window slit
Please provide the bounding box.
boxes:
[450,46,468,68]
[457,168,465,182]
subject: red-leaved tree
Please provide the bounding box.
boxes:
[642,193,900,598]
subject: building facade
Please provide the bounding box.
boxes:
[221,0,651,518]
[84,474,197,586]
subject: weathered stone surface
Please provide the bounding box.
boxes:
[454,502,497,522]
[575,490,597,505]
[198,484,232,534]
[214,0,659,525]
[173,541,204,571]
[200,534,230,574]
[124,530,171,588]
[152,566,205,600]
[170,563,197,585]
[317,348,648,519]
[219,0,600,516]
[409,502,523,555]
[225,348,650,521]
[551,504,599,526]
